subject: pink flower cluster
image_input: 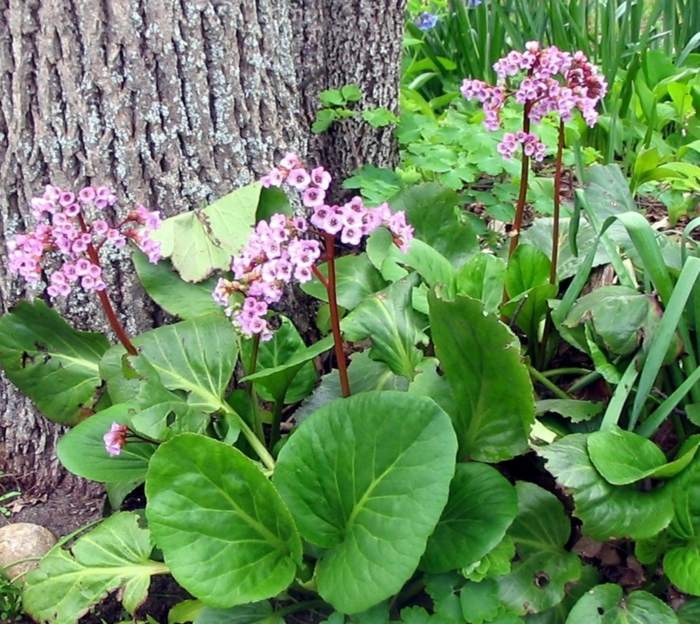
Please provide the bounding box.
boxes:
[462,42,607,160]
[262,153,413,252]
[8,185,162,298]
[213,214,321,340]
[103,422,128,456]
[214,154,414,340]
[498,132,546,161]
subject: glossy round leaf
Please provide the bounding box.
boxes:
[274,391,457,614]
[100,314,237,412]
[664,545,700,596]
[421,463,518,573]
[132,250,223,320]
[57,403,154,483]
[588,426,667,485]
[0,299,109,424]
[497,482,582,616]
[539,434,673,540]
[146,434,302,607]
[342,276,428,379]
[565,584,677,624]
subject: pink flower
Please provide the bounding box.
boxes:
[280,153,301,170]
[311,167,332,190]
[9,184,163,298]
[215,155,414,342]
[78,186,97,203]
[302,187,326,208]
[463,43,606,144]
[261,169,283,188]
[104,422,128,456]
[287,168,311,190]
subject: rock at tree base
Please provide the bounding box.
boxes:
[0,523,56,580]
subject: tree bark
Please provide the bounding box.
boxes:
[0,0,405,495]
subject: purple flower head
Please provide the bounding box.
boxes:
[462,44,606,160]
[9,184,163,299]
[416,12,438,31]
[215,154,414,342]
[104,422,128,457]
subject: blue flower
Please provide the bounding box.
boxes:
[467,0,483,7]
[415,12,439,31]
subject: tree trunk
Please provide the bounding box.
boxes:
[0,0,405,496]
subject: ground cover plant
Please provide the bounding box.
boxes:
[1,3,700,624]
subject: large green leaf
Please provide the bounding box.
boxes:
[240,316,317,405]
[539,434,674,540]
[678,599,700,624]
[153,183,261,282]
[583,165,639,217]
[100,314,237,412]
[0,299,109,424]
[407,358,459,421]
[428,294,534,462]
[535,399,604,423]
[421,463,518,573]
[169,599,284,624]
[588,428,700,485]
[241,334,334,405]
[132,251,223,320]
[295,351,409,421]
[664,545,700,596]
[497,482,582,616]
[455,254,507,315]
[23,512,167,623]
[366,228,455,290]
[505,245,551,297]
[525,565,600,624]
[274,391,457,614]
[57,403,154,483]
[127,355,210,440]
[520,218,611,281]
[663,457,700,596]
[564,286,652,356]
[388,182,478,266]
[565,584,677,624]
[301,253,388,311]
[146,434,302,608]
[342,275,428,379]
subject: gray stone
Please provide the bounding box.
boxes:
[0,523,56,580]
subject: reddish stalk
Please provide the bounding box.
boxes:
[550,120,566,284]
[77,214,138,355]
[311,265,329,289]
[508,101,533,259]
[322,233,351,397]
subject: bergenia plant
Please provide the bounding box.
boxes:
[462,42,607,280]
[8,184,162,355]
[213,153,413,398]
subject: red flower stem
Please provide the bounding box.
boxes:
[550,120,565,285]
[77,214,138,356]
[323,233,351,397]
[311,265,329,289]
[508,101,533,259]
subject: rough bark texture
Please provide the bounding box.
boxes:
[0,0,405,496]
[292,0,406,184]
